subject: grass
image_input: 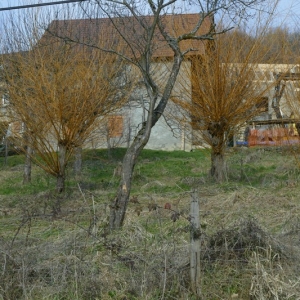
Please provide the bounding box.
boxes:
[1,146,300,299]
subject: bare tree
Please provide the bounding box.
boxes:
[62,0,271,228]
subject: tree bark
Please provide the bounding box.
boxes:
[23,145,33,184]
[109,122,149,229]
[57,143,67,193]
[4,138,8,166]
[210,149,226,182]
[206,120,227,183]
[56,174,65,194]
[109,53,183,229]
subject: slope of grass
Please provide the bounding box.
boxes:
[1,146,300,299]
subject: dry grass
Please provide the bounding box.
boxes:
[1,147,300,299]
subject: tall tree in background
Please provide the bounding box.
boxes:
[2,32,131,193]
[259,26,298,63]
[173,28,278,182]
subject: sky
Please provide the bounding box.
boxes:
[0,0,300,30]
[273,0,300,29]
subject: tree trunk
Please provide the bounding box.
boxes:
[74,146,82,178]
[4,138,8,166]
[107,137,112,159]
[210,149,226,182]
[109,53,183,230]
[23,145,33,184]
[23,124,33,184]
[109,123,149,229]
[57,143,67,193]
[190,190,201,297]
[56,174,65,194]
[206,120,228,182]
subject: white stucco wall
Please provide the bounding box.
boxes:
[119,59,193,151]
[85,63,300,151]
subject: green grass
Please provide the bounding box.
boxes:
[1,146,300,299]
[0,153,25,167]
[0,146,298,210]
[0,146,297,202]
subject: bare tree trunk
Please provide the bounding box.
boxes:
[126,117,131,149]
[210,149,226,182]
[109,53,184,229]
[57,143,67,193]
[109,122,149,229]
[56,174,65,193]
[74,146,82,178]
[107,136,112,159]
[206,120,228,182]
[23,145,33,184]
[23,126,33,184]
[190,190,201,297]
[4,137,8,166]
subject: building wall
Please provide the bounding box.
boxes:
[93,59,193,151]
[85,63,300,151]
[7,62,300,151]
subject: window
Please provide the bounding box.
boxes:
[108,116,123,138]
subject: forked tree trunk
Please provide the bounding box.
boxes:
[23,145,33,184]
[57,143,67,193]
[210,149,226,182]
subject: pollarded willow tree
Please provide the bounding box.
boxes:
[2,26,132,193]
[173,27,280,182]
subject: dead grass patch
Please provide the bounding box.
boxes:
[1,148,300,298]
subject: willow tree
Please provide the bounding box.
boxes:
[2,36,130,193]
[174,28,278,182]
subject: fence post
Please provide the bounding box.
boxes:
[190,189,201,297]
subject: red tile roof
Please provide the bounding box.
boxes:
[43,13,211,58]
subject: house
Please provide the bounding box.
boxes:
[36,13,212,151]
[2,14,299,152]
[237,64,300,147]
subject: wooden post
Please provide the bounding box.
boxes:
[190,189,201,297]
